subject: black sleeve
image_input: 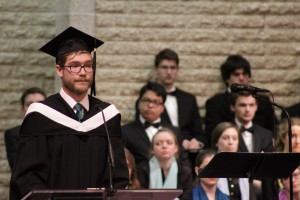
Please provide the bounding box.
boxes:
[4,128,20,170]
[10,135,48,200]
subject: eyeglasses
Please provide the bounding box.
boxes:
[158,65,178,71]
[63,64,94,73]
[140,98,163,107]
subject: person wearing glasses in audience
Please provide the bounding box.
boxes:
[5,87,47,171]
[193,149,229,200]
[122,81,185,166]
[9,27,128,200]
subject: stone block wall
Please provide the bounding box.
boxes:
[0,0,56,198]
[0,0,299,199]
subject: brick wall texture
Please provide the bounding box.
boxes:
[1,0,300,198]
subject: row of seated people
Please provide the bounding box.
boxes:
[122,81,274,161]
[4,27,299,199]
[4,47,300,199]
[122,80,300,199]
[124,120,300,200]
[5,48,298,172]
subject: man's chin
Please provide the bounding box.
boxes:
[75,86,90,95]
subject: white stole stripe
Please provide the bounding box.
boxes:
[25,103,119,132]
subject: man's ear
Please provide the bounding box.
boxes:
[56,65,63,78]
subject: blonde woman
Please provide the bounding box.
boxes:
[276,118,300,153]
[137,128,193,199]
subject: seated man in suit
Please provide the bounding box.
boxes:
[122,81,184,165]
[230,91,274,153]
[205,55,277,144]
[4,87,47,170]
[230,91,275,200]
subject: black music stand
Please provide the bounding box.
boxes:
[198,152,300,200]
[198,152,300,179]
[22,189,183,200]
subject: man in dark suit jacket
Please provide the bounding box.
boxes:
[4,87,46,170]
[230,91,275,200]
[154,48,207,151]
[205,55,276,145]
[230,91,274,152]
[123,82,184,165]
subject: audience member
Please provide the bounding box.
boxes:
[278,167,300,200]
[193,149,229,200]
[281,103,300,119]
[10,27,128,200]
[154,48,207,150]
[230,91,274,153]
[124,148,141,189]
[205,55,277,143]
[123,81,183,165]
[276,118,300,152]
[4,87,46,170]
[211,122,255,200]
[230,91,275,200]
[137,128,193,199]
[274,118,300,200]
[151,48,207,172]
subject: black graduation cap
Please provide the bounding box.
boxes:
[39,26,104,96]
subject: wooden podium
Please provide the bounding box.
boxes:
[22,189,183,200]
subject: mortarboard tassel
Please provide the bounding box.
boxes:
[90,48,96,96]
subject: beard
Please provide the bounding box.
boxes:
[63,78,93,96]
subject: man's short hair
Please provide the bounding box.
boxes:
[221,55,252,86]
[138,82,167,103]
[229,91,254,106]
[20,87,47,107]
[154,48,179,67]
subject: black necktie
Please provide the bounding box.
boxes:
[167,90,177,96]
[240,126,254,134]
[144,121,161,129]
[74,103,84,121]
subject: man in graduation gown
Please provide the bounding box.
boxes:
[9,27,129,200]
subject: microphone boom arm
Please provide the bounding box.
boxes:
[99,107,116,196]
[252,93,293,200]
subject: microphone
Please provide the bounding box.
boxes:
[96,105,116,196]
[230,83,270,93]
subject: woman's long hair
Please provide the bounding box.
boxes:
[124,148,141,189]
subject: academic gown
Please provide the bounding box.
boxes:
[4,125,21,170]
[9,93,129,200]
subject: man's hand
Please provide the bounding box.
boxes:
[182,138,204,152]
[182,139,190,150]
